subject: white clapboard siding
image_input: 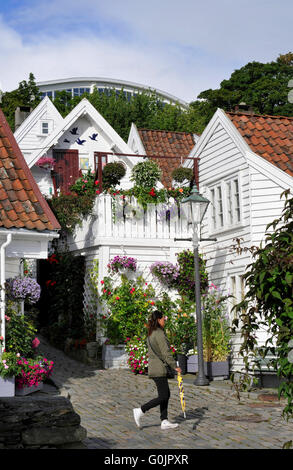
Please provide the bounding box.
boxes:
[250,169,287,245]
[195,120,253,370]
[5,258,20,279]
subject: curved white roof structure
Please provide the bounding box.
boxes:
[37,77,188,109]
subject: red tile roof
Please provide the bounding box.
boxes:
[226,111,293,177]
[0,108,60,231]
[138,129,196,187]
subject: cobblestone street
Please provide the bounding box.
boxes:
[39,337,293,450]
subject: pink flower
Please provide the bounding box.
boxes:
[116,296,120,300]
[32,337,40,349]
[5,315,10,321]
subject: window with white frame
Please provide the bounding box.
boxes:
[40,120,53,136]
[208,175,242,232]
[228,274,246,321]
[41,122,49,135]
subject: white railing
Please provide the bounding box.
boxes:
[94,194,193,240]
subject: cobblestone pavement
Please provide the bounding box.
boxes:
[38,337,293,450]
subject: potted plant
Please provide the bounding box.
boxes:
[107,255,137,276]
[35,156,56,170]
[202,284,231,379]
[5,276,41,308]
[130,160,162,190]
[171,167,193,185]
[168,297,197,375]
[186,348,198,373]
[102,162,126,190]
[15,356,54,395]
[0,351,22,397]
[99,275,155,368]
[150,261,179,289]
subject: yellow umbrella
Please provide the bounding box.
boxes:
[177,372,186,418]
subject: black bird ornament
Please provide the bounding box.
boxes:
[89,133,98,141]
[76,138,86,145]
[70,127,79,135]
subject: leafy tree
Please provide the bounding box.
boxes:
[191,54,293,130]
[232,190,293,421]
[1,73,41,130]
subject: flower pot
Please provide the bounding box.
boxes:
[102,344,128,369]
[15,382,43,396]
[204,360,230,380]
[0,376,15,397]
[177,354,187,375]
[187,354,198,373]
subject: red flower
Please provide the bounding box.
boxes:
[96,190,100,194]
[95,180,99,185]
[116,296,120,300]
[103,289,107,294]
[149,188,156,197]
[101,280,104,284]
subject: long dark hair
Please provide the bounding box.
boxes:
[147,310,163,336]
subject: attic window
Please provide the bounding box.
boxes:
[41,122,49,135]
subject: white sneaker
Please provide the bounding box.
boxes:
[161,419,179,430]
[133,408,144,428]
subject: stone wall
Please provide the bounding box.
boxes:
[0,396,87,449]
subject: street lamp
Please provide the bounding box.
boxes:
[181,185,210,386]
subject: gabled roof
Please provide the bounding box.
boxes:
[226,111,293,177]
[0,109,60,231]
[27,98,136,168]
[137,128,197,187]
[14,96,63,144]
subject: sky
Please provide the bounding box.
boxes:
[0,0,293,103]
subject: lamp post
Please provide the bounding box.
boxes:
[181,185,210,386]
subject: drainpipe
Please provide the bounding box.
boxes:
[0,234,12,354]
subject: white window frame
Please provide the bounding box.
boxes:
[207,173,243,235]
[227,271,246,323]
[39,120,53,136]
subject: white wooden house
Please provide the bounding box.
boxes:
[0,108,60,350]
[184,108,293,372]
[14,98,195,340]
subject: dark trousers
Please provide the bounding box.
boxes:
[141,377,170,421]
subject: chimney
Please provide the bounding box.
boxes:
[15,106,32,130]
[233,102,254,114]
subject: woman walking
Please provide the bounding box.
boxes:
[133,310,181,430]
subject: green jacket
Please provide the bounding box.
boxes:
[147,328,177,378]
